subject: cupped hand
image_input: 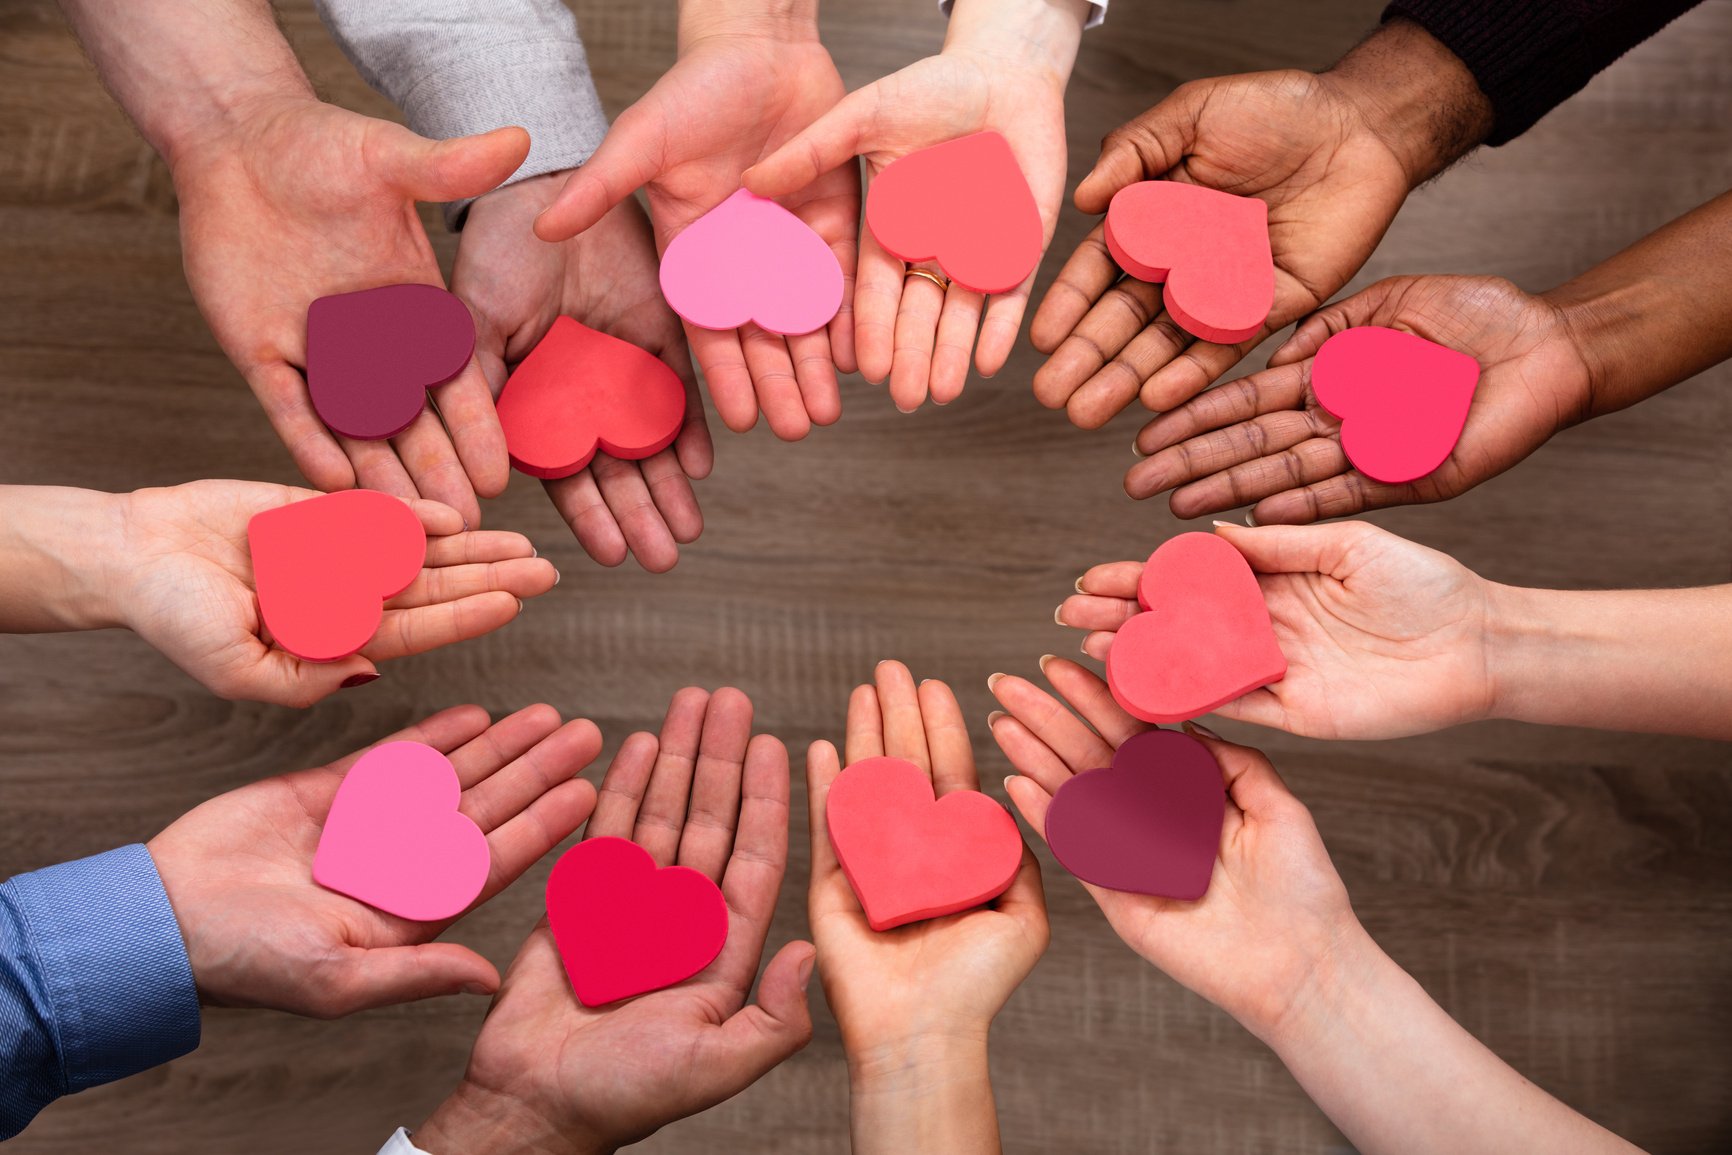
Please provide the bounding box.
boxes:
[535,24,858,442]
[171,95,529,526]
[117,479,556,706]
[808,662,1048,1066]
[987,657,1355,1040]
[413,688,813,1155]
[1058,522,1497,739]
[1125,275,1594,523]
[457,172,712,572]
[147,704,601,1017]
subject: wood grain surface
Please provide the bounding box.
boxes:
[2,0,1730,1151]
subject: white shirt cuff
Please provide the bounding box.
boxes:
[377,1127,428,1155]
[938,0,1105,29]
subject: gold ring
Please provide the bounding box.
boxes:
[904,266,951,293]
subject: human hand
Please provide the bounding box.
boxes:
[1058,522,1497,740]
[116,479,556,706]
[747,0,1086,411]
[1122,275,1594,522]
[147,704,600,1017]
[412,688,813,1155]
[986,657,1356,1042]
[535,7,858,441]
[456,173,712,572]
[170,95,528,526]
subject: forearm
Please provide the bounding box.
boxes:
[1485,582,1732,739]
[0,487,127,632]
[943,0,1088,84]
[848,1035,1002,1154]
[53,0,312,169]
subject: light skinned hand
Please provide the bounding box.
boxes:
[456,172,713,572]
[147,704,601,1018]
[534,13,859,441]
[1059,522,1496,740]
[413,688,814,1155]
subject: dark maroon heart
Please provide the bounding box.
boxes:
[307,283,476,440]
[1043,729,1224,900]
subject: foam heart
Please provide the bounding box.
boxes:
[1104,182,1274,344]
[864,131,1043,295]
[496,317,687,479]
[1044,729,1225,900]
[1106,532,1286,724]
[826,756,1022,932]
[545,837,729,1007]
[312,741,489,921]
[307,283,476,440]
[1311,326,1481,484]
[658,189,843,336]
[248,489,425,663]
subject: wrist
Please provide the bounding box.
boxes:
[1481,581,1568,727]
[416,1080,613,1155]
[162,88,320,182]
[1252,916,1387,1058]
[847,1029,991,1098]
[943,0,1087,86]
[0,486,131,632]
[678,0,820,50]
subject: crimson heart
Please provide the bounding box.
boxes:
[1311,326,1481,484]
[307,283,476,440]
[865,131,1043,295]
[1106,532,1286,724]
[248,489,425,663]
[1104,181,1273,344]
[1044,729,1224,900]
[545,837,729,1007]
[826,756,1022,931]
[496,317,687,480]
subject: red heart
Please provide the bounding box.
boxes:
[545,837,729,1007]
[1311,326,1481,484]
[307,284,476,440]
[496,318,687,480]
[247,489,425,663]
[826,756,1022,931]
[865,131,1043,295]
[1104,182,1274,344]
[1106,533,1286,724]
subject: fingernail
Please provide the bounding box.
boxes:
[462,981,492,996]
[1244,511,1259,528]
[895,403,917,415]
[987,710,1007,727]
[1074,577,1085,593]
[515,598,526,614]
[987,672,1005,691]
[552,568,562,586]
[531,546,539,559]
[798,953,816,992]
[1038,654,1057,675]
[1053,605,1065,625]
[1183,720,1224,741]
[1081,639,1094,656]
[340,673,380,690]
[1002,775,1018,793]
[1212,520,1235,529]
[1132,438,1146,458]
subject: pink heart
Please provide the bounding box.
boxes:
[1104,182,1273,344]
[658,189,843,336]
[312,741,489,921]
[1044,729,1224,900]
[546,837,729,1007]
[307,284,476,440]
[1311,326,1481,484]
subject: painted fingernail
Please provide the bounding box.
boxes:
[798,953,816,992]
[987,672,1005,691]
[1244,511,1259,528]
[987,710,1007,727]
[1183,720,1224,741]
[340,673,380,690]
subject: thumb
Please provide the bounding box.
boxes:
[705,940,816,1080]
[1212,520,1376,579]
[1075,94,1201,214]
[325,943,500,1016]
[1268,280,1404,367]
[535,106,666,241]
[743,89,877,200]
[385,124,530,204]
[252,647,379,708]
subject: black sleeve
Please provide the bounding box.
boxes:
[1381,0,1705,145]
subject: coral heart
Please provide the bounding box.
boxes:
[1311,326,1481,484]
[826,756,1022,932]
[1106,532,1286,724]
[312,741,490,921]
[864,131,1042,295]
[307,283,476,440]
[496,317,687,479]
[247,489,425,663]
[658,189,843,336]
[545,837,729,1007]
[1044,729,1225,900]
[1104,182,1274,344]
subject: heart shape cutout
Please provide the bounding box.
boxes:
[545,837,729,1007]
[1104,182,1274,344]
[496,317,687,479]
[248,489,425,663]
[658,189,843,336]
[1044,729,1225,900]
[864,131,1043,295]
[312,741,489,921]
[1311,326,1481,483]
[307,283,476,440]
[826,756,1022,931]
[1106,532,1286,724]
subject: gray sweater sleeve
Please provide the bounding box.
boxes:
[315,0,610,228]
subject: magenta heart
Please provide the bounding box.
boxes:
[1043,729,1224,900]
[307,283,476,440]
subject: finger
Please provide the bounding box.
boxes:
[1132,362,1312,458]
[675,688,755,881]
[804,740,851,914]
[874,661,930,773]
[447,702,563,790]
[670,363,715,481]
[341,434,419,503]
[1209,686,1290,733]
[389,556,557,609]
[1209,519,1380,578]
[247,648,377,709]
[1249,472,1418,526]
[391,405,482,528]
[992,842,1049,943]
[700,940,816,1087]
[1076,101,1199,213]
[1181,728,1296,817]
[432,359,511,500]
[1038,656,1147,749]
[1076,560,1144,599]
[1004,774,1055,837]
[324,705,494,778]
[712,734,792,991]
[1267,281,1403,367]
[929,285,982,405]
[588,730,663,839]
[462,718,603,833]
[689,326,761,434]
[1056,592,1139,632]
[422,529,538,567]
[592,455,680,575]
[406,497,467,539]
[888,274,945,412]
[743,87,878,197]
[1081,631,1114,662]
[545,469,629,568]
[1140,336,1265,414]
[633,687,713,865]
[325,943,500,1016]
[1162,437,1351,520]
[248,362,356,493]
[987,672,1113,773]
[843,683,884,765]
[641,449,704,545]
[739,327,812,441]
[480,777,599,899]
[916,678,978,796]
[974,278,1031,379]
[988,714,1073,799]
[786,329,843,428]
[534,107,663,240]
[388,125,529,204]
[1132,414,1339,509]
[852,231,903,384]
[364,591,524,660]
[1041,286,1179,428]
[1029,224,1119,360]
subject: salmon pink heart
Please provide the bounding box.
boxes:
[1106,532,1286,724]
[826,756,1022,932]
[312,741,490,921]
[1311,326,1481,484]
[545,837,729,1007]
[248,489,425,663]
[864,131,1043,295]
[496,317,687,479]
[306,283,476,440]
[658,189,843,336]
[1104,181,1274,344]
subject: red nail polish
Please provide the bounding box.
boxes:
[340,673,381,689]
